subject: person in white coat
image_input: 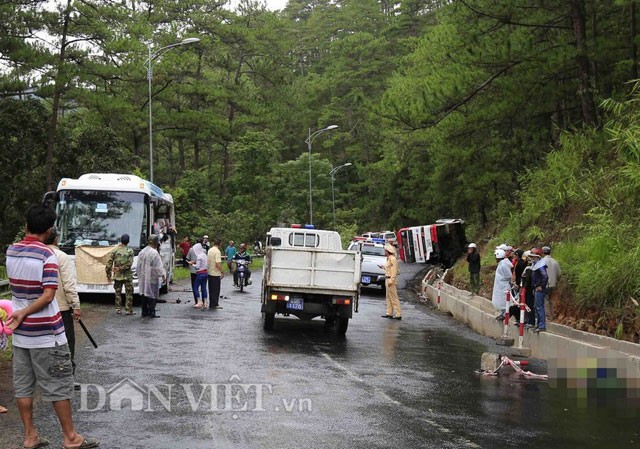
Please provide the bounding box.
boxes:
[492,248,512,320]
[138,234,166,318]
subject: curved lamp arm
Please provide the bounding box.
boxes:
[305,124,338,147]
[147,38,200,67]
[329,162,352,177]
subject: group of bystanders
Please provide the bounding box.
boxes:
[183,237,254,310]
[466,242,561,333]
[1,206,266,448]
[2,204,178,448]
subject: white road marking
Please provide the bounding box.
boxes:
[316,346,481,448]
[318,351,402,405]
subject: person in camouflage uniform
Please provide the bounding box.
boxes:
[106,234,135,315]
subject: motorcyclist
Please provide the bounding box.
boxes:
[233,243,252,287]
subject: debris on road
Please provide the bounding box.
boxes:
[476,355,548,380]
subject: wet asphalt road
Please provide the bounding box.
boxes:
[3,263,640,449]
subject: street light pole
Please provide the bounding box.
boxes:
[147,37,200,183]
[148,44,153,183]
[329,162,352,230]
[305,125,338,225]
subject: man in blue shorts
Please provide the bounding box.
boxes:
[7,205,99,449]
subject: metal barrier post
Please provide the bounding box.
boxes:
[518,286,526,348]
[503,291,510,337]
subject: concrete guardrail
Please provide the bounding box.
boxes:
[421,273,640,381]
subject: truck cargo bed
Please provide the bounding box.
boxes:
[263,247,360,295]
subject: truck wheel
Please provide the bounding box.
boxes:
[336,317,349,334]
[264,312,275,330]
[324,317,335,329]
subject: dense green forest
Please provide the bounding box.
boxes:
[3,0,640,340]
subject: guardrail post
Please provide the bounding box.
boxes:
[503,291,510,337]
[518,287,526,349]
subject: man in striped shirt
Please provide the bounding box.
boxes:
[7,205,98,449]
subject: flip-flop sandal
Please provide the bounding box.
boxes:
[23,436,49,449]
[125,311,136,315]
[115,309,122,314]
[62,437,100,449]
[0,405,7,413]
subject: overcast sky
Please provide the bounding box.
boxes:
[264,0,288,10]
[230,0,289,11]
[43,0,290,12]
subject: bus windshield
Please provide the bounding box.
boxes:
[56,190,147,249]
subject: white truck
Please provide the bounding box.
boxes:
[261,227,361,334]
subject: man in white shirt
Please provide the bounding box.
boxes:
[46,229,81,380]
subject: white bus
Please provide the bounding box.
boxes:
[43,173,176,295]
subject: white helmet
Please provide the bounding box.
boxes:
[468,243,477,248]
[494,249,506,259]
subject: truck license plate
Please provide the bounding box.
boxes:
[361,276,371,284]
[286,297,304,311]
[88,284,109,290]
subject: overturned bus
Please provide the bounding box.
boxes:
[396,219,467,268]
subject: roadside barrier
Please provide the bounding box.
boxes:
[503,291,510,337]
[517,287,526,349]
[422,267,446,308]
[421,275,640,379]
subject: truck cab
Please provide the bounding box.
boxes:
[266,227,343,250]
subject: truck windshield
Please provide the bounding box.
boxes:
[55,190,147,249]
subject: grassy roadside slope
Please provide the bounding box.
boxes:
[450,126,640,343]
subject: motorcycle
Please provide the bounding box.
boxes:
[235,259,251,292]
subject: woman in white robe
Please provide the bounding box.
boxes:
[492,249,512,315]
